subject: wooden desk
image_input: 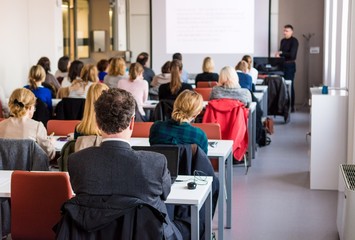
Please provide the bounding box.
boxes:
[130,138,233,240]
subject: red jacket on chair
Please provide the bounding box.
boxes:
[202,98,249,160]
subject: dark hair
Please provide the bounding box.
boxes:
[57,56,70,72]
[170,59,183,94]
[172,53,182,61]
[284,24,294,30]
[37,57,51,73]
[97,59,109,72]
[161,61,171,74]
[136,52,149,66]
[94,88,136,134]
[68,60,84,82]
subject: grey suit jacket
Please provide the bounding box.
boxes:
[68,140,181,240]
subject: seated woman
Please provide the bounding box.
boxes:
[150,61,171,96]
[37,56,60,97]
[235,60,253,91]
[60,60,84,88]
[195,56,219,85]
[55,56,70,84]
[0,88,55,159]
[149,89,208,154]
[118,62,148,120]
[158,59,192,100]
[210,66,252,106]
[74,82,109,140]
[68,64,99,98]
[242,55,258,85]
[24,65,53,114]
[103,57,128,88]
[97,59,109,82]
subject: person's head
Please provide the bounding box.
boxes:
[218,66,240,88]
[8,88,36,118]
[108,57,126,76]
[172,53,182,61]
[136,52,149,66]
[161,61,171,74]
[97,59,109,72]
[172,90,203,123]
[94,88,136,135]
[28,65,46,90]
[80,64,98,83]
[68,60,84,82]
[129,62,144,81]
[242,55,252,70]
[76,82,109,136]
[37,57,51,73]
[235,60,249,73]
[170,59,183,94]
[202,57,214,73]
[283,24,294,39]
[57,56,70,73]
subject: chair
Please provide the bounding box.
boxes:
[132,122,154,137]
[32,98,51,128]
[55,98,86,120]
[191,123,221,139]
[194,88,212,101]
[57,139,76,171]
[11,171,73,240]
[152,99,175,121]
[196,81,217,88]
[47,119,81,136]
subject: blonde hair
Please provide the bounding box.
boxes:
[218,66,240,88]
[76,83,109,136]
[28,65,46,90]
[235,60,249,73]
[108,57,126,76]
[80,64,98,84]
[172,90,203,123]
[129,62,144,81]
[202,57,214,73]
[170,59,183,95]
[8,88,36,118]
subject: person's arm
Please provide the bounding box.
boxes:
[36,121,56,159]
[280,38,299,60]
[143,81,149,103]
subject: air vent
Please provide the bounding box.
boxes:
[340,164,355,191]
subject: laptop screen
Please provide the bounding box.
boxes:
[132,145,180,183]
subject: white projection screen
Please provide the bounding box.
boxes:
[151,0,269,74]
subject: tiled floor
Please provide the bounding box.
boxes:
[213,110,340,240]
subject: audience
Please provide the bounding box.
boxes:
[150,61,171,96]
[242,55,258,85]
[37,56,60,96]
[0,86,9,118]
[172,53,189,83]
[136,52,155,85]
[61,88,182,239]
[68,64,98,98]
[117,62,148,119]
[158,59,192,100]
[24,65,53,113]
[97,59,109,82]
[74,82,109,139]
[150,89,208,154]
[210,66,252,105]
[235,60,253,91]
[103,57,127,88]
[195,57,219,85]
[55,56,70,84]
[0,88,55,159]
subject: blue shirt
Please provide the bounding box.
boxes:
[237,72,253,92]
[149,119,208,154]
[24,85,52,113]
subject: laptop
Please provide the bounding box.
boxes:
[132,145,180,183]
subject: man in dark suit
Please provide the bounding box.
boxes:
[67,88,182,239]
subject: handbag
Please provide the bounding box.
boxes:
[263,117,274,135]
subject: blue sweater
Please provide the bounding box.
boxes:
[237,72,253,91]
[24,85,52,113]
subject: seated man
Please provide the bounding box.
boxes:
[63,88,182,239]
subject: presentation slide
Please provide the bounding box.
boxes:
[152,0,269,74]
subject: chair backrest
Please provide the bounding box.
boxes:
[11,171,73,240]
[194,88,212,101]
[152,99,175,121]
[47,119,81,136]
[191,123,221,139]
[32,98,51,127]
[58,139,76,171]
[132,122,154,137]
[55,98,86,120]
[196,81,217,88]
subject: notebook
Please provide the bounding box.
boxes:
[132,145,180,183]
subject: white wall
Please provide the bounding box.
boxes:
[0,0,63,98]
